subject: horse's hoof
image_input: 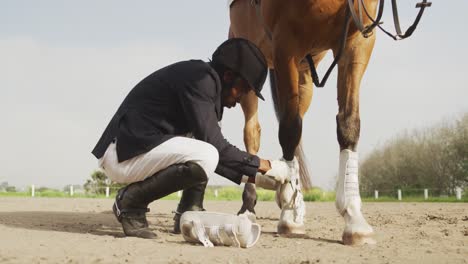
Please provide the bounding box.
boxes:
[342,231,376,246]
[277,221,306,237]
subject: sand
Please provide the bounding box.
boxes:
[0,197,467,263]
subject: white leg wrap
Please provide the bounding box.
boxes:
[275,158,306,234]
[180,211,261,248]
[335,149,361,216]
[255,173,279,190]
[335,150,374,245]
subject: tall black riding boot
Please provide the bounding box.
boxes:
[113,162,208,239]
[173,180,208,234]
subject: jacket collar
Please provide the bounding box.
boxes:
[207,62,224,121]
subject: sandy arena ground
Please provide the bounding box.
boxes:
[0,197,467,264]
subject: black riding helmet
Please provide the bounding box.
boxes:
[211,38,268,100]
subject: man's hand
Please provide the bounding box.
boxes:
[258,159,271,174]
[251,158,299,186]
[263,159,292,184]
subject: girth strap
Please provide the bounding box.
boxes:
[306,5,352,88]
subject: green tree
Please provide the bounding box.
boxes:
[84,170,125,195]
[360,113,468,196]
[0,181,8,192]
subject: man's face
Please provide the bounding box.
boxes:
[221,72,252,109]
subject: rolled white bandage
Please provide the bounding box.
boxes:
[264,159,290,184]
[180,211,261,248]
[254,173,278,190]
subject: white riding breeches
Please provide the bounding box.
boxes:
[98,137,219,184]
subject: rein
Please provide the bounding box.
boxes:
[352,0,432,40]
[250,0,432,88]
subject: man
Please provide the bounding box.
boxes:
[92,38,296,239]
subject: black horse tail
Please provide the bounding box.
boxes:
[269,69,313,190]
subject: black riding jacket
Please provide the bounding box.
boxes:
[92,60,259,184]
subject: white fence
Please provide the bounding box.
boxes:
[367,187,463,200]
[24,185,224,199]
[24,185,465,200]
[28,184,116,197]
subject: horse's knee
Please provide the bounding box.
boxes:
[336,112,360,150]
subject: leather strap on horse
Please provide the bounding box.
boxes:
[306,6,352,88]
[353,0,386,38]
[250,0,351,88]
[307,0,431,88]
[390,0,432,40]
[358,0,432,40]
[250,0,431,88]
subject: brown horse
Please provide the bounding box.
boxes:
[229,0,381,245]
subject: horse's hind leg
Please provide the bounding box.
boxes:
[294,55,326,190]
[334,33,376,245]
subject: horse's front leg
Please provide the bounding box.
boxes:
[237,91,262,217]
[273,41,307,236]
[335,33,376,245]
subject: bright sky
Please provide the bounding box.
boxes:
[1,1,466,190]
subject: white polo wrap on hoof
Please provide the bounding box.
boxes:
[335,149,361,216]
[255,173,279,190]
[335,149,375,245]
[180,211,261,248]
[275,158,306,234]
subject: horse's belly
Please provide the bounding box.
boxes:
[230,0,347,66]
